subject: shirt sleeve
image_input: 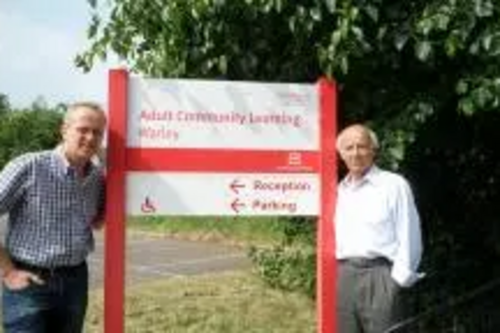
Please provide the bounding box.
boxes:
[390,178,423,287]
[0,155,31,215]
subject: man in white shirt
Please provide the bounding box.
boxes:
[335,124,423,333]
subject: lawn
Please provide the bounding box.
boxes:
[85,270,316,333]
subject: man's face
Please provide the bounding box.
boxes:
[61,107,106,166]
[338,127,375,177]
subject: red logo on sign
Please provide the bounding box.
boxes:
[141,196,156,214]
[288,152,302,166]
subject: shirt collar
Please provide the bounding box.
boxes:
[340,165,380,189]
[54,145,98,177]
[54,145,70,170]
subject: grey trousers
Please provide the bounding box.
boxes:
[337,259,404,333]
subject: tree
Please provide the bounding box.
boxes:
[79,0,500,159]
[0,101,62,168]
[0,93,10,117]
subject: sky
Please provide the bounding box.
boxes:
[0,1,119,108]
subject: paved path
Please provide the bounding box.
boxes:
[90,232,250,288]
[0,224,251,289]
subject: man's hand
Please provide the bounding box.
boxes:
[92,218,105,230]
[2,269,44,290]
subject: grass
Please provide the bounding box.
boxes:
[85,270,315,333]
[127,216,296,247]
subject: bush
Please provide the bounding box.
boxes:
[248,217,316,299]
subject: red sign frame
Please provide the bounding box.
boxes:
[105,69,337,333]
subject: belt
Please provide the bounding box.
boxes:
[12,258,86,279]
[338,257,391,268]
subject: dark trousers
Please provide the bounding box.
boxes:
[2,261,89,333]
[337,258,404,333]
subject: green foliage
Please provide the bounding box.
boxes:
[249,244,316,299]
[277,216,316,246]
[78,0,325,81]
[79,0,500,167]
[249,217,316,298]
[401,108,500,329]
[0,96,63,168]
[0,94,9,116]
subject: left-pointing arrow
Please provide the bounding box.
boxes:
[231,198,246,213]
[230,179,246,194]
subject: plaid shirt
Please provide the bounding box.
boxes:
[0,149,105,268]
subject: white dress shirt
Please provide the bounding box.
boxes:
[335,166,423,287]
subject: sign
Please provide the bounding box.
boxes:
[127,173,319,216]
[105,70,337,333]
[125,77,321,216]
[127,78,319,149]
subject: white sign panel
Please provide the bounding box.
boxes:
[127,173,319,216]
[127,78,319,150]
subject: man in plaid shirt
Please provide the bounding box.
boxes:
[0,102,106,333]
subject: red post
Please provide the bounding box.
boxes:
[317,79,337,333]
[105,69,128,333]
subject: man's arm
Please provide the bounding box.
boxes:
[0,155,45,288]
[0,156,29,275]
[391,178,423,287]
[91,172,106,230]
[0,155,31,215]
[0,245,15,277]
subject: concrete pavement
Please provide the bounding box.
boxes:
[0,223,251,289]
[90,231,251,288]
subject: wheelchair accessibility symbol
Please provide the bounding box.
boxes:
[140,196,157,214]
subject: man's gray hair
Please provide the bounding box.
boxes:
[64,101,106,125]
[336,124,380,152]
